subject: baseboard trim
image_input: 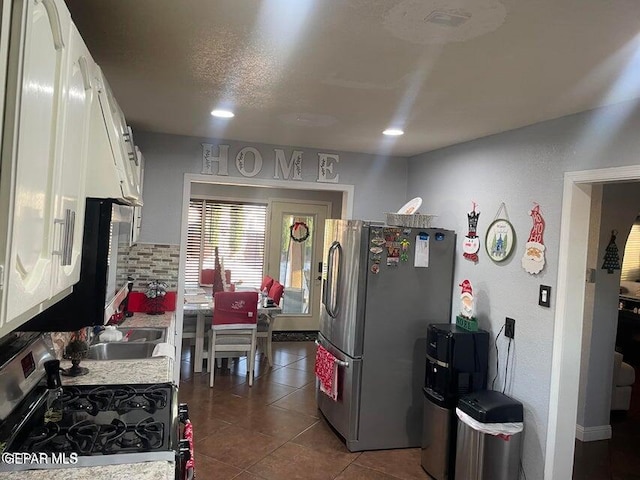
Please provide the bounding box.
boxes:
[575,424,612,442]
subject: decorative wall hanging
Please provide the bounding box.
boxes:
[290,221,310,243]
[456,279,478,331]
[462,202,481,263]
[521,203,546,274]
[602,230,621,274]
[485,203,515,262]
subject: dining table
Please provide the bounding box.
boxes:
[183,291,282,373]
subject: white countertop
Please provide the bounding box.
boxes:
[0,461,174,480]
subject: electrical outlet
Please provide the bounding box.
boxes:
[505,317,515,339]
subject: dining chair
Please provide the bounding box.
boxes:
[200,268,215,286]
[260,275,275,293]
[208,291,259,387]
[257,281,284,367]
[268,280,284,306]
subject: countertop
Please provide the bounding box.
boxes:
[4,312,177,480]
[0,461,174,480]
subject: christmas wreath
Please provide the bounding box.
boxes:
[290,221,310,243]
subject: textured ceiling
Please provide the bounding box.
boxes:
[65,0,640,156]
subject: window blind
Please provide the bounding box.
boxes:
[185,199,267,289]
[621,219,640,281]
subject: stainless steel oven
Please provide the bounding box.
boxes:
[0,334,190,478]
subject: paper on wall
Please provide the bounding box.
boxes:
[415,233,430,267]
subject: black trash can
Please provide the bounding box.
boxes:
[454,390,523,480]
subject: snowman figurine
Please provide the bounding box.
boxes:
[462,203,480,262]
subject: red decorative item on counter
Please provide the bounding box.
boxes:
[127,291,177,313]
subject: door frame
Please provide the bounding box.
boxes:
[545,165,640,479]
[266,198,331,331]
[173,174,354,382]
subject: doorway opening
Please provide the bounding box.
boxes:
[545,165,640,480]
[173,174,354,382]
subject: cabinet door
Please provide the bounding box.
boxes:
[3,0,70,327]
[98,77,140,204]
[51,25,91,293]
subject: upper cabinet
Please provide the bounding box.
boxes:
[0,0,143,338]
[0,0,80,335]
[51,24,93,295]
[85,66,143,207]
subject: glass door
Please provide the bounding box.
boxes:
[267,201,329,331]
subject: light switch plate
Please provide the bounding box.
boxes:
[539,285,551,307]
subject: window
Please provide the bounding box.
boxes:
[621,218,640,281]
[186,199,267,289]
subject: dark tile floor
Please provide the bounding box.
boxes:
[573,365,640,480]
[178,341,432,480]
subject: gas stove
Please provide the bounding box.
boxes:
[0,334,190,477]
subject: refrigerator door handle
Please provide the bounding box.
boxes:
[325,241,342,318]
[315,340,349,367]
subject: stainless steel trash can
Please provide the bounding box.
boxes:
[454,391,523,480]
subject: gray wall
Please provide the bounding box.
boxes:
[407,100,640,480]
[135,131,408,245]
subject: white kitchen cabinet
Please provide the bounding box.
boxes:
[85,66,143,206]
[131,147,145,244]
[50,24,93,294]
[0,0,91,337]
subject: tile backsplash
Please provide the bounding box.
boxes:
[125,243,180,291]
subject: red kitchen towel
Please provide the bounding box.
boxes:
[315,345,338,401]
[184,419,195,475]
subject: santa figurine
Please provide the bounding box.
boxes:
[521,204,546,274]
[459,279,475,319]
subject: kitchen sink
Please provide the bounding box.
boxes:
[86,342,158,360]
[116,327,166,343]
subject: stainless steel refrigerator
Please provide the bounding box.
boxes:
[317,220,455,451]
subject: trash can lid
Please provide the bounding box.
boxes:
[458,390,523,423]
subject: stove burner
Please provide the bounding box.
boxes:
[67,420,100,454]
[119,431,143,449]
[143,386,168,409]
[133,417,163,450]
[60,387,81,404]
[87,386,115,411]
[111,385,137,404]
[115,386,167,414]
[96,419,126,453]
[24,423,60,450]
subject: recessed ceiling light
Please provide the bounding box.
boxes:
[383,128,404,136]
[211,109,235,118]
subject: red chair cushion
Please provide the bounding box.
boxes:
[260,275,274,292]
[213,291,258,325]
[268,281,284,306]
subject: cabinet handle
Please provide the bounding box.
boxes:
[53,209,75,266]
